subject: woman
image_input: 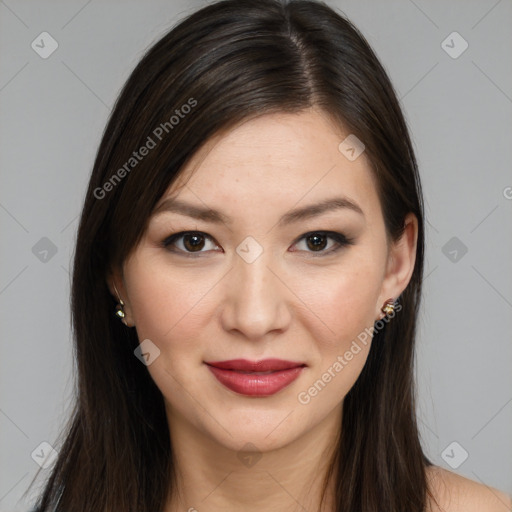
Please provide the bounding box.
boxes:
[28,0,511,510]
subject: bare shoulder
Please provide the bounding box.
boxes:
[425,465,512,512]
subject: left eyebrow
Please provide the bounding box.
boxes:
[151,195,364,226]
[277,196,364,226]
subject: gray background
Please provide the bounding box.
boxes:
[1,0,511,510]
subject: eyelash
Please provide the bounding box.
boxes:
[160,230,355,257]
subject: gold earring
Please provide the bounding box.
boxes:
[381,298,395,316]
[113,282,126,320]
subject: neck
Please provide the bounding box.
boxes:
[163,403,342,512]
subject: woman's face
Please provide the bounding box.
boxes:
[112,108,417,452]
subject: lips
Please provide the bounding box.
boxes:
[205,358,306,396]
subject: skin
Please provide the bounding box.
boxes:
[426,467,512,512]
[107,108,511,512]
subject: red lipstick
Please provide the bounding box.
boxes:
[205,358,306,396]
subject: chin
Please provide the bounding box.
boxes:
[209,422,301,454]
[188,400,310,453]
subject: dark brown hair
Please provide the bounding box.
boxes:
[27,0,435,510]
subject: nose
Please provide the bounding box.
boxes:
[220,247,292,341]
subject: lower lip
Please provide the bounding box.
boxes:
[206,365,305,396]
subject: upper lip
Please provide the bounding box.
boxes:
[205,358,306,372]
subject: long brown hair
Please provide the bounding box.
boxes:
[27,0,434,510]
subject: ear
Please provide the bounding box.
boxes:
[376,212,418,320]
[106,267,135,327]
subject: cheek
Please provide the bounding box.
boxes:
[124,260,220,412]
[293,261,380,409]
[126,259,221,349]
[293,256,383,351]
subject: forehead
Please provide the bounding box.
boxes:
[162,108,380,223]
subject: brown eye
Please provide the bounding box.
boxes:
[291,231,354,256]
[162,231,220,255]
[182,233,206,252]
[305,233,328,251]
